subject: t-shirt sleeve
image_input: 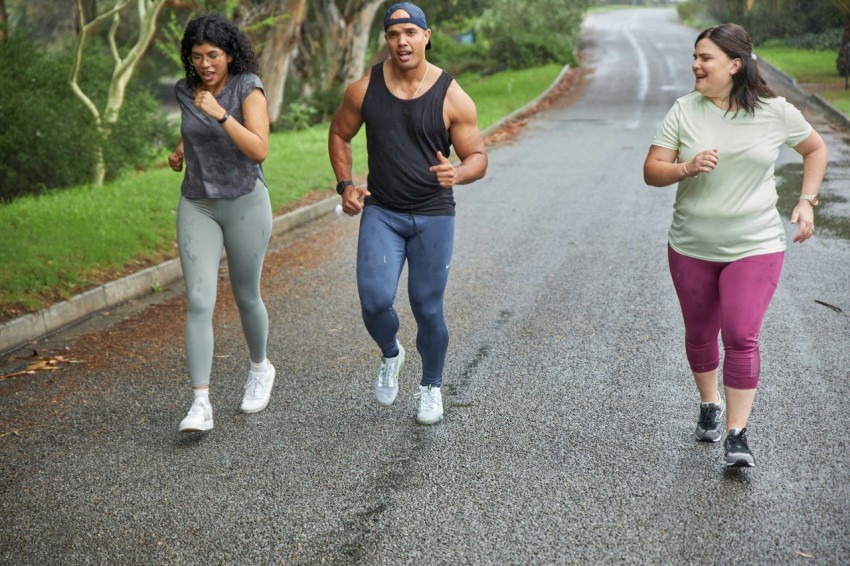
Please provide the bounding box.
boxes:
[651,102,681,150]
[782,99,813,148]
[237,73,265,102]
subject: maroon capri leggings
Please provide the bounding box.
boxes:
[667,244,784,390]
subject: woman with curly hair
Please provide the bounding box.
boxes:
[167,14,276,432]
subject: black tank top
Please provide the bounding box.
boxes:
[361,63,455,216]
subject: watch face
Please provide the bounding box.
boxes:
[812,195,819,206]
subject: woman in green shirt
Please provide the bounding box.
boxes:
[643,23,827,467]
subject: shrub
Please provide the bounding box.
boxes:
[284,102,319,131]
[480,0,585,70]
[786,28,842,51]
[0,34,173,202]
[0,35,101,201]
[426,29,491,76]
[705,0,843,46]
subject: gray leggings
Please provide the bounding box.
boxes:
[177,180,272,387]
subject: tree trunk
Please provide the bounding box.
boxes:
[70,0,168,185]
[322,0,384,91]
[839,19,850,90]
[258,0,308,125]
[0,0,8,43]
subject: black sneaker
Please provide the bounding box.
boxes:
[724,428,755,468]
[695,393,724,442]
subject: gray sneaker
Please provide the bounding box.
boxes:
[374,342,405,406]
[724,428,755,468]
[695,391,724,442]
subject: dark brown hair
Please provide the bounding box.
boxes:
[696,23,776,115]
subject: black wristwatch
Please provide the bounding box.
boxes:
[336,180,353,195]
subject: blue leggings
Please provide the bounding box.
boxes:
[357,205,455,387]
[177,181,272,387]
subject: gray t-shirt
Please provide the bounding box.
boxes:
[175,73,266,199]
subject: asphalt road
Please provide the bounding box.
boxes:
[3,8,849,565]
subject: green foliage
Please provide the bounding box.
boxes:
[705,0,843,45]
[784,28,842,51]
[426,29,491,76]
[677,0,711,26]
[154,11,187,73]
[103,89,174,177]
[479,0,588,69]
[0,33,175,202]
[284,102,319,131]
[0,35,101,201]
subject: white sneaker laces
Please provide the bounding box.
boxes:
[244,373,266,398]
[377,358,397,388]
[415,388,436,410]
[187,398,207,416]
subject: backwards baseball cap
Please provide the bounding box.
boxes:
[383,2,431,50]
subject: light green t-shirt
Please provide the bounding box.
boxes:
[652,92,812,261]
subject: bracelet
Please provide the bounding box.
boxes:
[677,163,690,181]
[217,111,230,124]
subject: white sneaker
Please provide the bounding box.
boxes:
[415,384,443,425]
[178,397,214,432]
[241,361,276,413]
[374,342,405,406]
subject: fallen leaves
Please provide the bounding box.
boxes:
[1,354,84,380]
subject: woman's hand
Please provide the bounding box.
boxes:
[194,90,224,120]
[685,149,719,176]
[790,201,816,243]
[168,147,183,173]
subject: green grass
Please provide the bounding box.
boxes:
[460,64,563,129]
[756,44,850,121]
[755,45,838,83]
[0,64,562,318]
[819,89,850,117]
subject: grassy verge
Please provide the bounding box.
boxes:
[0,63,563,320]
[755,44,850,117]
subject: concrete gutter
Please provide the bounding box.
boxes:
[0,197,338,356]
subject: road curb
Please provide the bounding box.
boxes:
[756,56,850,131]
[0,197,338,357]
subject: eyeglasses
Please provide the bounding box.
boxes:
[190,51,225,65]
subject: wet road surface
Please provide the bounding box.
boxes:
[2,8,849,564]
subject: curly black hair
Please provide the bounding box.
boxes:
[180,14,260,89]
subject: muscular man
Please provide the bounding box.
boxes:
[328,2,488,424]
